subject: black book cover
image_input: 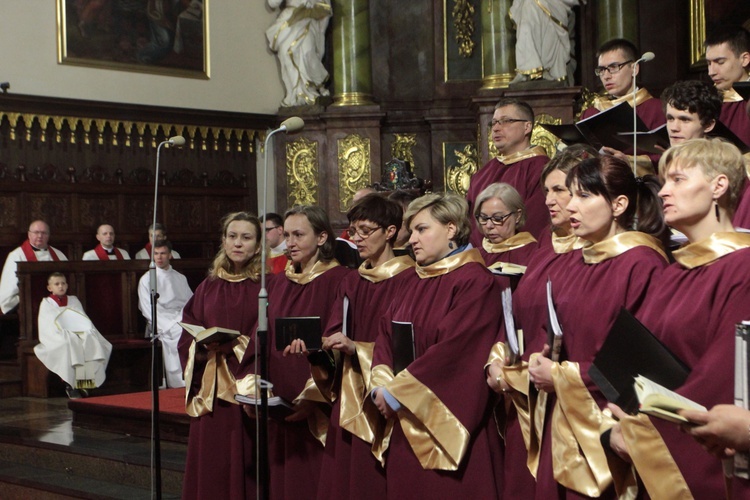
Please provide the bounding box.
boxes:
[392,321,415,375]
[275,316,323,351]
[589,308,690,414]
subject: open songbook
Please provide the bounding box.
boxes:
[234,393,295,420]
[734,321,750,478]
[501,287,521,365]
[179,322,241,346]
[634,375,706,424]
[546,278,563,362]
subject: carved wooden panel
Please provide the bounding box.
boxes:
[79,196,119,230]
[0,196,19,229]
[28,195,73,232]
[166,198,204,231]
[122,196,155,233]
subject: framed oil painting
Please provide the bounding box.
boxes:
[690,0,750,68]
[57,0,209,79]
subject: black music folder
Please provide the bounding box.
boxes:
[275,316,323,351]
[392,321,416,375]
[589,307,690,414]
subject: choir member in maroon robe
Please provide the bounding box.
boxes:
[368,193,503,499]
[525,155,669,499]
[607,138,750,499]
[178,212,265,500]
[294,194,416,500]
[474,182,537,271]
[466,98,549,245]
[705,27,750,146]
[486,144,597,500]
[258,205,351,499]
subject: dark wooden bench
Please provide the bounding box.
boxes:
[16,259,210,397]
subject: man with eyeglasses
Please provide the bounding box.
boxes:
[262,212,289,274]
[466,97,549,247]
[581,38,665,130]
[0,220,68,314]
[704,26,750,146]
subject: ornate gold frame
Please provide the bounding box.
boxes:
[56,0,210,79]
[689,0,706,69]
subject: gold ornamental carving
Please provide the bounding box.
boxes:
[452,0,476,58]
[286,137,319,207]
[576,87,599,121]
[445,143,478,196]
[338,134,371,211]
[392,133,417,167]
[531,113,563,158]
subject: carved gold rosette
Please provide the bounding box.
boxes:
[392,133,417,166]
[338,134,371,211]
[286,137,319,206]
[452,0,475,58]
[532,113,563,158]
[444,143,478,196]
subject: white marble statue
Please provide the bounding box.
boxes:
[267,0,333,107]
[510,0,585,85]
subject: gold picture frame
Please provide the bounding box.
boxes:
[690,0,750,70]
[689,0,706,69]
[57,0,210,79]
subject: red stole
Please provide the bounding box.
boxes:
[143,242,152,258]
[49,294,68,307]
[94,244,124,260]
[21,240,61,262]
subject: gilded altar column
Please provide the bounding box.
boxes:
[480,0,515,90]
[331,0,375,106]
[596,0,638,46]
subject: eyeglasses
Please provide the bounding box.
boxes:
[476,211,516,226]
[594,60,633,77]
[346,225,382,239]
[489,118,529,128]
[264,226,281,232]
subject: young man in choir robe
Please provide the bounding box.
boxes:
[82,224,131,261]
[467,97,549,245]
[262,212,288,273]
[35,272,112,398]
[581,38,666,174]
[137,240,192,388]
[0,220,68,314]
[134,223,181,260]
[662,80,722,147]
[705,26,750,146]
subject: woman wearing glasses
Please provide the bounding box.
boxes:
[296,193,417,499]
[486,145,594,498]
[606,139,750,498]
[368,193,504,498]
[474,182,537,270]
[247,205,351,498]
[525,155,669,499]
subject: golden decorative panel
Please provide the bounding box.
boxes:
[338,134,371,211]
[287,137,319,207]
[443,142,478,196]
[689,0,706,68]
[452,0,476,58]
[391,134,417,167]
[531,113,563,158]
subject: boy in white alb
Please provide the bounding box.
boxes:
[34,272,112,398]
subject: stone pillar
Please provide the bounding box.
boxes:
[596,0,638,46]
[480,0,515,90]
[331,0,374,106]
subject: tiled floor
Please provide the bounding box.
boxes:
[0,396,186,499]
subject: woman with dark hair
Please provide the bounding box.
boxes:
[368,193,503,498]
[607,138,750,498]
[256,204,351,498]
[474,182,537,270]
[178,211,265,500]
[486,145,596,499]
[297,193,417,499]
[524,155,669,498]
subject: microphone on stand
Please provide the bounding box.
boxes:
[256,116,304,500]
[631,52,655,175]
[149,134,184,500]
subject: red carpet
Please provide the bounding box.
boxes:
[71,388,187,416]
[68,388,191,442]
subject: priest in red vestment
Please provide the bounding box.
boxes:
[82,224,131,260]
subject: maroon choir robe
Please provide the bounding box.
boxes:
[315,256,417,500]
[720,91,750,147]
[369,249,503,499]
[733,179,750,231]
[631,233,750,499]
[251,261,351,500]
[479,231,538,267]
[177,273,262,500]
[493,232,586,499]
[467,147,549,245]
